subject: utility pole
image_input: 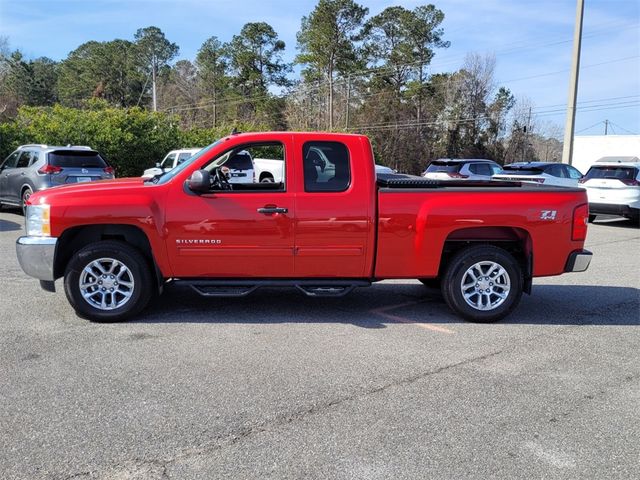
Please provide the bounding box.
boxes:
[151,55,157,112]
[604,119,609,135]
[523,106,532,161]
[561,0,584,165]
[345,75,351,129]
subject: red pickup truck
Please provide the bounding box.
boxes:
[16,132,592,323]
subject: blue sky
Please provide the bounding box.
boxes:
[1,0,638,135]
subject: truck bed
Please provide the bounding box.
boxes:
[374,175,588,279]
[376,174,584,193]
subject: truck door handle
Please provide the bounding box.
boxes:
[257,206,288,214]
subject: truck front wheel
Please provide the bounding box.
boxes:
[63,240,153,322]
[441,245,523,323]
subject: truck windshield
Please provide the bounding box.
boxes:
[154,141,221,185]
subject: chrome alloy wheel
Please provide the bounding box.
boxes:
[460,260,511,311]
[79,258,135,311]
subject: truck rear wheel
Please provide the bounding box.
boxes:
[441,245,523,323]
[63,240,153,322]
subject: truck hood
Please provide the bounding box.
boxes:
[29,177,149,206]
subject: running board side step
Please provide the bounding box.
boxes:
[185,279,371,298]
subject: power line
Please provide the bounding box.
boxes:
[159,22,639,113]
[500,55,638,84]
[608,121,637,135]
[164,54,639,116]
[575,121,605,134]
[347,101,640,132]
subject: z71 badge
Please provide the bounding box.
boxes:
[540,210,557,220]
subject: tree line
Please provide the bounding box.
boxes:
[0,1,561,175]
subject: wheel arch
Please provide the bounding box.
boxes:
[259,171,274,182]
[439,226,533,294]
[54,224,162,290]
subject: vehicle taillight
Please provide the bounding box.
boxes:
[572,204,588,241]
[104,166,115,175]
[38,164,62,174]
[447,172,468,179]
[620,179,640,186]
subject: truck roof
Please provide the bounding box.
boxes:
[226,131,368,140]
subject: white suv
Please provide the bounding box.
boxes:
[580,157,640,222]
[422,159,502,180]
[142,148,202,178]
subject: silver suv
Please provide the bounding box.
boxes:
[0,144,114,211]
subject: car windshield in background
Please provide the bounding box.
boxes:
[426,162,460,173]
[177,152,195,163]
[584,166,638,180]
[155,140,221,185]
[48,151,106,168]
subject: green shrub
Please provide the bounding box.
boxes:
[0,103,267,177]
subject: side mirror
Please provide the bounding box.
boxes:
[155,162,161,168]
[187,169,211,193]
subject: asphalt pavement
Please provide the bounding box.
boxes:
[0,209,638,479]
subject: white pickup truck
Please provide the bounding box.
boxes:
[142,148,202,178]
[254,158,284,183]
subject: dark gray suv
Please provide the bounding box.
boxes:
[0,144,115,211]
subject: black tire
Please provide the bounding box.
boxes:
[260,175,274,183]
[441,245,523,323]
[63,240,153,322]
[588,214,596,223]
[21,187,33,215]
[419,278,441,289]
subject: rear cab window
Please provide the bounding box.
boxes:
[303,142,351,192]
[48,151,107,169]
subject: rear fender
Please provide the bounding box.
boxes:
[442,226,533,294]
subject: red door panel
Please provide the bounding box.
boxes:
[292,136,376,278]
[165,191,295,277]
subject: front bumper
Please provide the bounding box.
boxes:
[16,236,58,281]
[565,249,592,273]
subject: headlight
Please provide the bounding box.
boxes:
[26,205,51,237]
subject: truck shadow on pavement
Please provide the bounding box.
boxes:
[134,283,639,328]
[0,218,22,232]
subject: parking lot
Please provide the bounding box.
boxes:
[0,209,638,479]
